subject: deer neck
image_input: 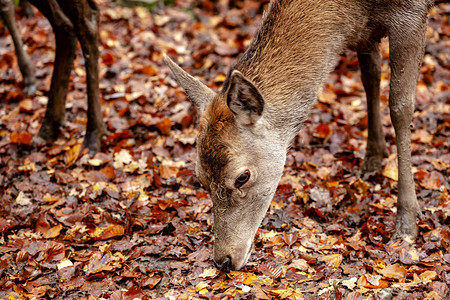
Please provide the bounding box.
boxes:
[233,0,347,143]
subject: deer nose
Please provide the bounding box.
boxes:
[213,256,232,273]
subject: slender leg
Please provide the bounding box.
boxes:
[58,0,106,154]
[29,0,77,144]
[0,0,36,95]
[388,15,427,240]
[358,44,389,173]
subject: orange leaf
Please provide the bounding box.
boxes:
[382,154,398,181]
[357,274,389,288]
[102,51,116,66]
[157,198,173,210]
[10,132,32,145]
[91,224,125,241]
[65,143,82,166]
[43,224,63,239]
[376,263,407,280]
[19,99,33,112]
[156,117,172,135]
[314,124,332,139]
[419,270,437,282]
[141,64,157,76]
[159,165,179,180]
[321,254,343,268]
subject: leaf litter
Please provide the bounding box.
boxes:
[0,0,449,299]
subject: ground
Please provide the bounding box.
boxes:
[0,0,449,299]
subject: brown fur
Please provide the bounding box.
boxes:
[234,0,429,101]
[197,96,236,186]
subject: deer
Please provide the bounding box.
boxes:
[164,0,445,272]
[0,0,106,154]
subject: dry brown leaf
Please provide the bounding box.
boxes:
[357,274,389,288]
[43,224,63,239]
[382,154,398,181]
[321,254,343,268]
[376,263,407,280]
[91,224,125,241]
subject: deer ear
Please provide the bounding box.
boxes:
[226,70,264,126]
[163,54,216,112]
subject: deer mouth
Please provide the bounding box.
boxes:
[214,256,232,272]
[213,238,254,271]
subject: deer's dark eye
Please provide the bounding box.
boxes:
[235,170,251,188]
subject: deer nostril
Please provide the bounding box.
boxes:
[222,256,232,272]
[214,256,232,273]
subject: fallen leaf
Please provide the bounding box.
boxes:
[342,277,358,290]
[321,254,343,268]
[419,270,437,283]
[43,224,63,239]
[382,154,398,181]
[357,274,389,288]
[57,258,74,270]
[10,132,32,145]
[91,225,125,241]
[16,191,31,205]
[376,263,407,280]
[199,268,218,278]
[113,149,133,169]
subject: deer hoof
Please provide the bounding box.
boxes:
[33,120,61,144]
[391,210,419,242]
[361,154,384,174]
[83,128,107,155]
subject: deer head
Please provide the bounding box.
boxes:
[164,55,286,271]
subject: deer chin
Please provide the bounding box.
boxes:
[232,246,252,271]
[232,238,255,271]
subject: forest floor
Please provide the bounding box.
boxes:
[0,0,449,299]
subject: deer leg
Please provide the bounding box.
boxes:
[29,0,77,144]
[0,0,36,95]
[358,45,389,173]
[388,19,427,241]
[58,0,106,154]
[19,0,34,18]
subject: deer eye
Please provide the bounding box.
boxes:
[235,170,251,188]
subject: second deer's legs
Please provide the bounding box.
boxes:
[0,0,36,95]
